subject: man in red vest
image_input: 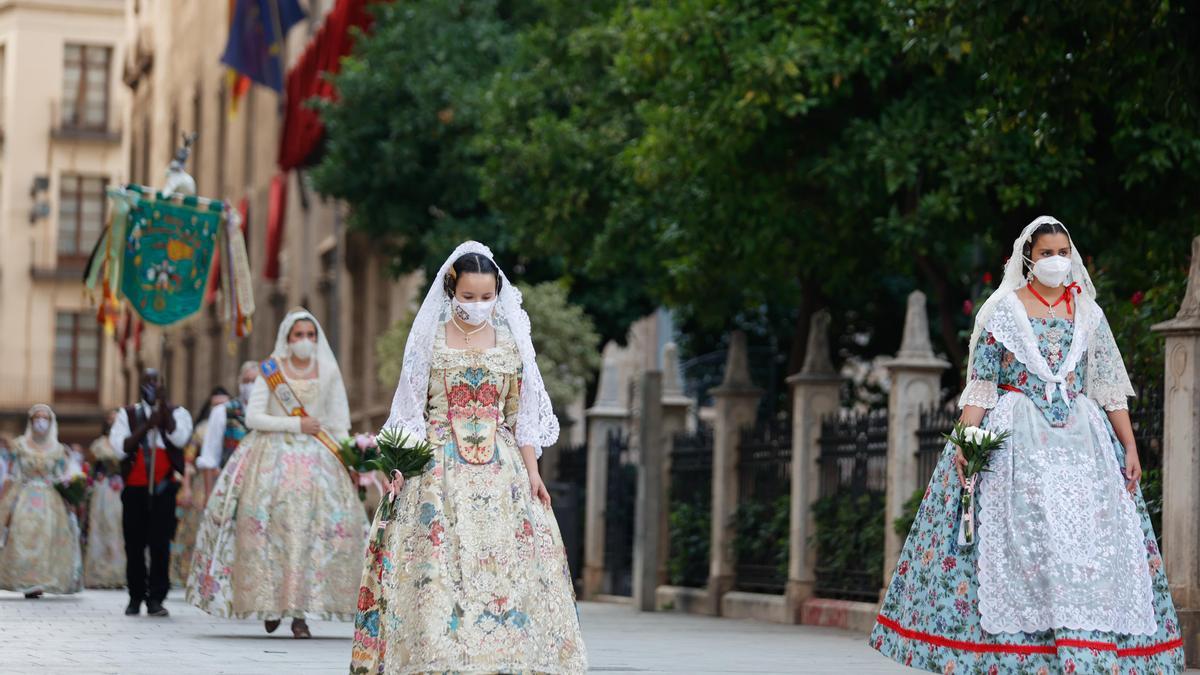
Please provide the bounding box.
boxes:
[109,368,192,617]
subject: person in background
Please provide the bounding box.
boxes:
[0,405,83,598]
[85,410,125,588]
[109,368,192,617]
[172,386,229,586]
[196,362,259,493]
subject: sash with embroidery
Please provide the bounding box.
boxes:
[259,358,345,467]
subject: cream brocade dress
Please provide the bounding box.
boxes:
[350,325,587,675]
[185,370,369,620]
[0,439,83,594]
[84,436,125,588]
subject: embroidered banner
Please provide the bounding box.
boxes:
[116,186,223,327]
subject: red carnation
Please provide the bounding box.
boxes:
[982,272,993,285]
[1131,291,1145,307]
[962,300,974,316]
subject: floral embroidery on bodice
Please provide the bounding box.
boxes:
[425,324,523,464]
[969,318,1087,426]
[10,439,67,482]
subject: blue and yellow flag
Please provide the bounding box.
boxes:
[221,0,305,92]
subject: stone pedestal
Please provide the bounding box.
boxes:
[881,292,949,591]
[582,341,629,600]
[784,311,842,620]
[1152,235,1200,667]
[633,371,664,611]
[706,331,763,615]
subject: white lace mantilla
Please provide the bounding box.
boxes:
[976,393,1156,635]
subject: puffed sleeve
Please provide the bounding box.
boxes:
[502,363,524,436]
[196,404,226,470]
[167,407,194,449]
[323,368,351,440]
[958,329,1002,409]
[245,376,303,433]
[1085,311,1135,412]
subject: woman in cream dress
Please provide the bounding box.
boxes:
[0,404,83,597]
[84,410,125,588]
[186,309,368,638]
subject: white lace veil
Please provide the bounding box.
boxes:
[22,403,60,450]
[272,308,343,384]
[966,216,1098,371]
[383,241,559,456]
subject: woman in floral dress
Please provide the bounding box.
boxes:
[870,217,1185,673]
[0,404,83,597]
[351,241,587,674]
[186,310,367,638]
[84,410,125,588]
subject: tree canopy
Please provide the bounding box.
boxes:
[315,0,1200,398]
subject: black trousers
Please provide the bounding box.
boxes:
[121,484,178,605]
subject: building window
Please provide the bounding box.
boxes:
[62,44,111,131]
[58,174,107,261]
[55,312,100,401]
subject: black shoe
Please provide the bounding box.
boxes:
[125,601,140,616]
[146,601,169,618]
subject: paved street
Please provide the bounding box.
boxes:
[0,589,907,674]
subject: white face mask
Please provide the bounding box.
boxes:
[289,338,316,360]
[239,382,254,402]
[1030,255,1072,288]
[31,418,50,435]
[452,297,497,326]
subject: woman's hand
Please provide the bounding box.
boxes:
[1124,444,1142,493]
[299,416,321,436]
[529,472,551,507]
[953,445,968,488]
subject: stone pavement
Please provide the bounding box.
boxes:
[0,589,908,674]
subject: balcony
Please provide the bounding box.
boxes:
[49,99,121,144]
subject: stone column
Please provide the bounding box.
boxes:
[706,331,763,615]
[659,342,693,587]
[633,371,664,611]
[582,341,629,599]
[785,311,842,621]
[881,292,949,590]
[1152,235,1200,666]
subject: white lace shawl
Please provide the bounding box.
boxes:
[958,291,1134,412]
[959,216,1133,412]
[383,241,558,457]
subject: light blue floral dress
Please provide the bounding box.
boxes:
[871,293,1185,674]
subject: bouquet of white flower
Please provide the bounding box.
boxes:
[944,422,1011,547]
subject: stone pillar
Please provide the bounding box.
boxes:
[881,291,949,590]
[1152,235,1200,666]
[582,341,629,599]
[785,311,842,621]
[659,342,693,586]
[633,371,664,611]
[706,331,763,615]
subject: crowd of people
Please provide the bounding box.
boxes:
[0,242,589,673]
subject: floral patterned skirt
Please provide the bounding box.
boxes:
[0,479,82,594]
[185,430,368,619]
[870,395,1185,674]
[351,437,588,675]
[84,476,125,588]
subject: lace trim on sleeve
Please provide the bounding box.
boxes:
[958,378,999,409]
[1085,309,1135,412]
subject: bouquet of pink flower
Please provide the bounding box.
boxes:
[945,422,1011,547]
[339,433,381,502]
[55,470,89,507]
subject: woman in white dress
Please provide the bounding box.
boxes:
[351,242,587,674]
[84,410,125,588]
[0,405,83,597]
[186,309,368,638]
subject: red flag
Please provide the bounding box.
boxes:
[264,173,287,280]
